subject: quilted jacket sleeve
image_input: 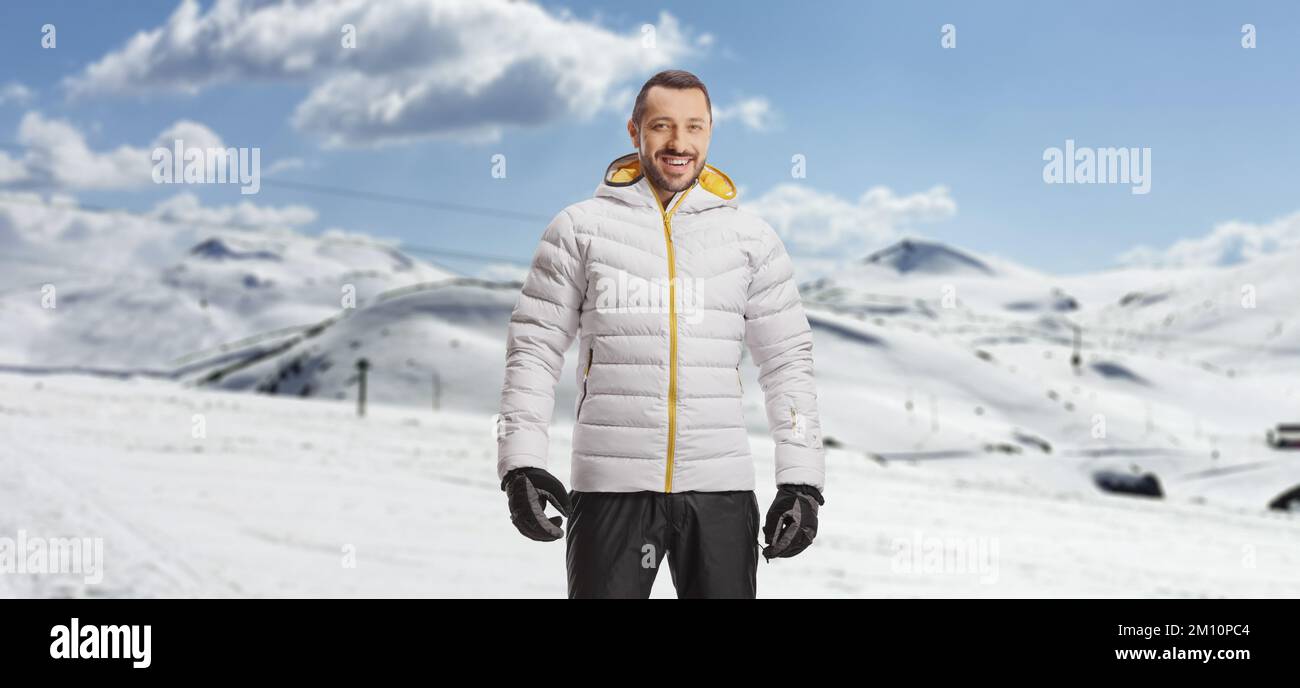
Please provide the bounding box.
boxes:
[496,209,586,481]
[743,221,826,493]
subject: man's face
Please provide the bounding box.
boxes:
[628,86,712,198]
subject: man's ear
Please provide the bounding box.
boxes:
[626,119,638,150]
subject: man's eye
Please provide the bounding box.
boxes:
[689,125,701,131]
[654,123,668,130]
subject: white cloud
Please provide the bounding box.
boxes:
[713,97,773,131]
[0,152,24,185]
[320,226,400,247]
[0,112,225,191]
[150,192,317,231]
[154,120,225,151]
[3,112,153,190]
[0,82,34,106]
[476,261,529,283]
[67,0,705,147]
[0,190,319,281]
[1117,210,1300,268]
[746,183,957,257]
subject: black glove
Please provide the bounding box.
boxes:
[761,483,824,561]
[501,467,573,542]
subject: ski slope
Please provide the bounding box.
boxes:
[1,371,1296,598]
[4,215,1300,597]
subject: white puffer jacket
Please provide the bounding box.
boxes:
[496,152,825,494]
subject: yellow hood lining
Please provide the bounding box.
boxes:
[602,153,736,201]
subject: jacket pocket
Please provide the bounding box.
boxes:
[576,343,594,422]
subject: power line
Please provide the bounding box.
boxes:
[260,178,550,223]
[2,136,543,265]
[0,140,550,223]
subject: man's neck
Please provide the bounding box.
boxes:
[651,180,693,210]
[655,187,675,208]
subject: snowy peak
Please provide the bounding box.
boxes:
[190,237,283,262]
[2,222,459,369]
[861,238,996,277]
[175,230,453,291]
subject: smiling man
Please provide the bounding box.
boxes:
[496,70,826,598]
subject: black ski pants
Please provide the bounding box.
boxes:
[565,489,761,599]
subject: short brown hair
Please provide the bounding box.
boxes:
[630,69,712,131]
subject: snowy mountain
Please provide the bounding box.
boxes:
[204,279,573,415]
[0,225,456,370]
[801,237,1064,316]
[860,237,998,277]
[5,223,1300,527]
[789,237,1300,515]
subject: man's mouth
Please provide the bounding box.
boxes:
[658,153,694,170]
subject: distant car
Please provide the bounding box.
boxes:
[1266,424,1300,449]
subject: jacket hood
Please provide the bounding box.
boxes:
[594,152,738,213]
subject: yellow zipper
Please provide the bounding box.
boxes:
[650,182,695,493]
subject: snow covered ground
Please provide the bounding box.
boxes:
[4,213,1300,597]
[2,371,1297,598]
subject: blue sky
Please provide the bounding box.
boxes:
[2,0,1298,276]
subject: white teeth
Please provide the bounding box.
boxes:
[662,156,690,167]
